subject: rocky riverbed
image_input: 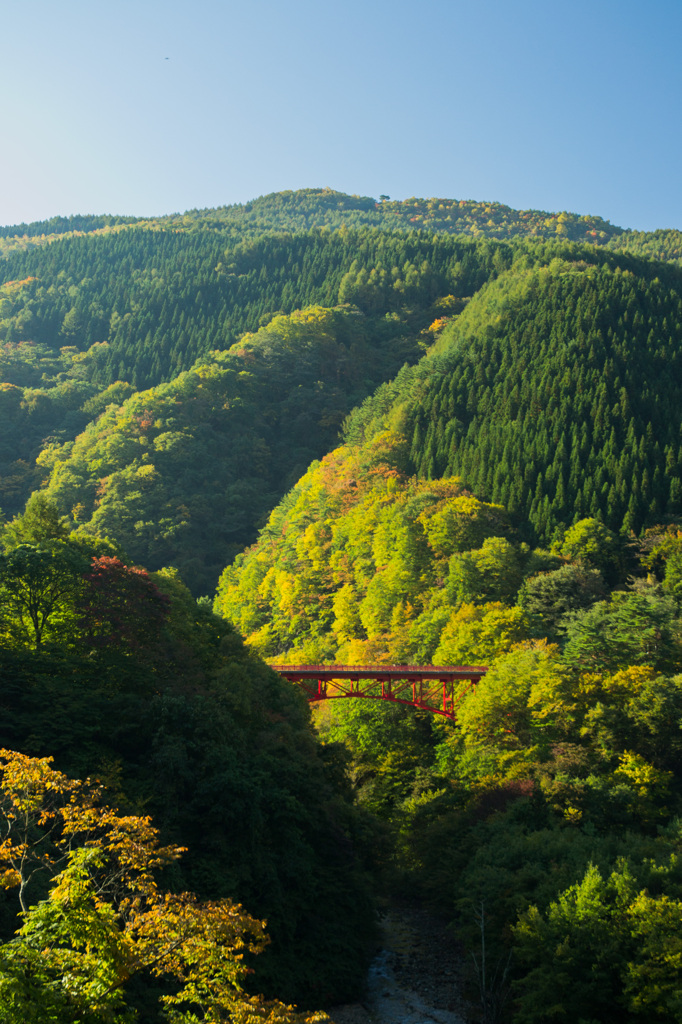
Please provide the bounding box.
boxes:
[327,904,470,1024]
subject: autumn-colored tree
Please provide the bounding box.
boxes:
[432,601,529,666]
[78,555,171,651]
[0,749,328,1024]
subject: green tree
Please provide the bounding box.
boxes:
[456,641,568,754]
[514,859,682,1024]
[518,563,607,638]
[1,492,69,550]
[0,748,327,1024]
[513,864,627,1024]
[563,585,680,673]
[446,536,523,606]
[0,544,88,649]
[555,518,623,583]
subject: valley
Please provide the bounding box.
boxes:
[1,188,682,1022]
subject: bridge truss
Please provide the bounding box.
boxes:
[270,664,488,720]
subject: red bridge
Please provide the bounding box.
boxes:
[271,664,488,720]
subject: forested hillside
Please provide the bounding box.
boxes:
[345,246,682,541]
[0,224,509,529]
[0,225,517,593]
[210,212,682,1022]
[220,242,682,637]
[4,188,682,1021]
[218,347,682,1023]
[1,187,681,537]
[0,223,510,389]
[0,496,374,1015]
[35,305,425,592]
[5,186,682,257]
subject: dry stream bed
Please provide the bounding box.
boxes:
[328,904,469,1024]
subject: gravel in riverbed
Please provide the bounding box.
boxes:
[327,904,470,1024]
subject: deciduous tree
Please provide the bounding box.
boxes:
[0,749,327,1024]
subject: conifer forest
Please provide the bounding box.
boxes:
[2,188,682,1022]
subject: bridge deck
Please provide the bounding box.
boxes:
[271,663,487,681]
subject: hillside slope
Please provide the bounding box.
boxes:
[211,238,682,1024]
[1,190,682,589]
[3,187,681,261]
[0,228,509,520]
[37,306,422,592]
[216,245,682,659]
[346,247,682,540]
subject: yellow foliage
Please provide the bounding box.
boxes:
[433,601,528,666]
[615,750,672,798]
[577,665,658,705]
[0,749,327,1023]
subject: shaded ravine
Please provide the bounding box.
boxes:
[328,905,469,1024]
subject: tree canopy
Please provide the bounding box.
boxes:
[0,748,328,1024]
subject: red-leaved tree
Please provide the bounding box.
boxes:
[78,556,170,652]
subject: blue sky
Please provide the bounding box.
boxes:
[2,0,681,230]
